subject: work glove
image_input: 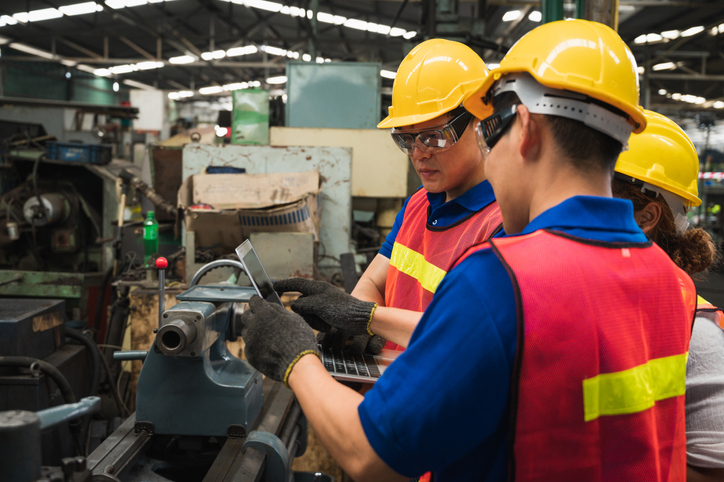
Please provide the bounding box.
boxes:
[318,330,387,356]
[239,295,320,387]
[273,278,378,337]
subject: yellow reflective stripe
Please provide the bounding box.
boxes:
[582,353,688,422]
[697,295,710,306]
[390,242,447,294]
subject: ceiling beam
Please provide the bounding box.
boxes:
[119,36,157,61]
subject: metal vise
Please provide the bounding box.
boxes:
[134,259,263,438]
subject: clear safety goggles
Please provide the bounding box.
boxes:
[474,104,519,158]
[390,111,472,155]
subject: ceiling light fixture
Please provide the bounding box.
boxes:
[266,75,287,84]
[169,55,196,64]
[681,26,704,37]
[502,10,521,22]
[528,11,542,22]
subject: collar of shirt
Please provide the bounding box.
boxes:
[425,180,496,227]
[517,196,648,243]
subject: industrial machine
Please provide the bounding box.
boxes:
[0,257,316,482]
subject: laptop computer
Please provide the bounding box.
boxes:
[235,239,400,383]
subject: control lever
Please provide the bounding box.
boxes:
[156,257,168,328]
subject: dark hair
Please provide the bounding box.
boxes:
[492,92,624,174]
[612,179,718,276]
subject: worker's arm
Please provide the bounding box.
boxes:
[687,465,724,482]
[351,254,423,347]
[288,355,408,482]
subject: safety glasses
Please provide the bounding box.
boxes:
[474,104,519,158]
[390,111,472,155]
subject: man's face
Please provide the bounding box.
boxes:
[481,104,531,234]
[396,113,485,199]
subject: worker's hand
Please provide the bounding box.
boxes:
[273,278,377,336]
[240,295,320,386]
[318,329,387,357]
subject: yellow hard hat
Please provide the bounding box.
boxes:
[616,109,701,207]
[464,19,646,134]
[378,39,491,129]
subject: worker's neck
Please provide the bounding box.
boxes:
[528,158,612,226]
[445,170,487,203]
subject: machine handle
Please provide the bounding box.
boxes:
[157,257,168,328]
[113,350,148,362]
[37,396,101,430]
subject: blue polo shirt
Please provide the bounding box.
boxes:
[359,196,647,481]
[379,180,497,258]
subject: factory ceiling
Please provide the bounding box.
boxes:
[0,0,723,113]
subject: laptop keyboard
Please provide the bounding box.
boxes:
[320,345,381,378]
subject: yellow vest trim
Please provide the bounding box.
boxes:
[390,242,447,294]
[697,295,710,306]
[582,352,688,422]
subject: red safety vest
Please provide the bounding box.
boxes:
[454,229,695,482]
[384,187,502,350]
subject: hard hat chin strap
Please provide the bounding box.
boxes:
[641,182,691,234]
[491,73,633,149]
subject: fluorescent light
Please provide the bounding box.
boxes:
[94,68,111,76]
[695,96,706,104]
[646,33,663,42]
[0,15,19,27]
[502,10,521,22]
[8,42,55,59]
[169,55,196,64]
[136,61,163,70]
[177,91,194,97]
[227,45,257,56]
[123,79,155,90]
[287,51,300,59]
[261,45,287,56]
[636,66,644,74]
[661,30,680,39]
[658,89,667,95]
[344,19,368,30]
[27,8,63,22]
[652,62,676,71]
[105,0,127,8]
[168,92,180,100]
[403,31,417,39]
[250,80,261,87]
[380,70,396,79]
[714,101,724,109]
[60,2,104,15]
[302,53,311,62]
[60,59,78,67]
[634,34,647,44]
[233,0,283,13]
[528,11,542,22]
[110,64,137,74]
[199,86,224,95]
[124,0,148,6]
[671,93,681,100]
[13,13,30,23]
[318,12,346,24]
[223,82,248,90]
[681,26,704,37]
[682,94,697,103]
[266,75,287,84]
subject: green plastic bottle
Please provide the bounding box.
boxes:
[143,211,159,261]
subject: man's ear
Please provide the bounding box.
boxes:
[517,105,539,160]
[635,201,662,234]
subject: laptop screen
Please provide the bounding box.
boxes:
[235,240,284,306]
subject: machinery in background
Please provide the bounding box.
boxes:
[0,298,128,476]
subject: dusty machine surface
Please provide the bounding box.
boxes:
[0,258,322,482]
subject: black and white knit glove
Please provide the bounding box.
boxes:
[273,278,378,336]
[239,295,319,386]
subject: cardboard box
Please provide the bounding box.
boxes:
[179,171,320,254]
